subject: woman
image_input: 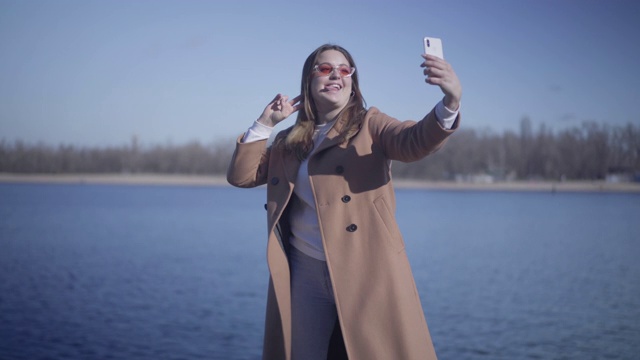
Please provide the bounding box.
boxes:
[227,44,461,360]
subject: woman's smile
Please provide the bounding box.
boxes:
[321,82,343,92]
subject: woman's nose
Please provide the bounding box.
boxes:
[329,68,341,79]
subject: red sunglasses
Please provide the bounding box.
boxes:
[312,63,356,78]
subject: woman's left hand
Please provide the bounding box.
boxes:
[421,54,462,111]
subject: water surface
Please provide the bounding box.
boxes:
[1,184,638,359]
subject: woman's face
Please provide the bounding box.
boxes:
[310,50,353,117]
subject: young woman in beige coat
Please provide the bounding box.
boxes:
[227,43,462,359]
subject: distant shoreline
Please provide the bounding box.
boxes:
[2,173,639,193]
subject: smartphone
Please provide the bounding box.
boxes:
[423,37,444,59]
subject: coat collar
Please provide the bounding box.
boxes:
[280,116,353,185]
[314,116,348,154]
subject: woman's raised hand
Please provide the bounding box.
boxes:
[421,54,462,111]
[257,94,303,127]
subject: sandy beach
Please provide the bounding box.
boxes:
[1,173,639,193]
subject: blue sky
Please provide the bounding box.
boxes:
[1,0,639,146]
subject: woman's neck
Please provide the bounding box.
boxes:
[316,107,343,125]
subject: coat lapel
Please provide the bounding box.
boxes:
[280,149,301,186]
[314,117,349,155]
[280,116,353,182]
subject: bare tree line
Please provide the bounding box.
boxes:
[1,119,639,181]
[394,118,640,181]
[0,137,234,176]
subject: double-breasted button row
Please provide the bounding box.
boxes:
[342,193,355,231]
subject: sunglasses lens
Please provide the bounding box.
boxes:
[338,66,352,77]
[317,64,333,76]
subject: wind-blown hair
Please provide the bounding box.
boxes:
[279,44,367,160]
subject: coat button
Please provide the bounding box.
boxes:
[264,203,268,210]
[335,165,344,174]
[346,224,358,232]
[270,177,279,185]
[341,195,351,203]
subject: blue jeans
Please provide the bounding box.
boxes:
[288,245,339,360]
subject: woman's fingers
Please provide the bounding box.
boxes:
[266,94,279,106]
[289,95,303,112]
[420,55,453,81]
[420,55,462,108]
[290,95,303,105]
[258,94,302,126]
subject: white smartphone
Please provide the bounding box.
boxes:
[423,37,444,59]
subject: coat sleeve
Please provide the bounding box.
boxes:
[367,106,460,162]
[226,134,270,188]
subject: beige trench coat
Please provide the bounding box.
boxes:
[227,106,459,360]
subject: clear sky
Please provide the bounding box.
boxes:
[1,0,639,147]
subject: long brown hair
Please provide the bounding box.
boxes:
[280,44,367,160]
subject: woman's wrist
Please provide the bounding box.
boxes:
[435,98,459,130]
[257,116,276,128]
[243,120,274,143]
[443,94,460,112]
